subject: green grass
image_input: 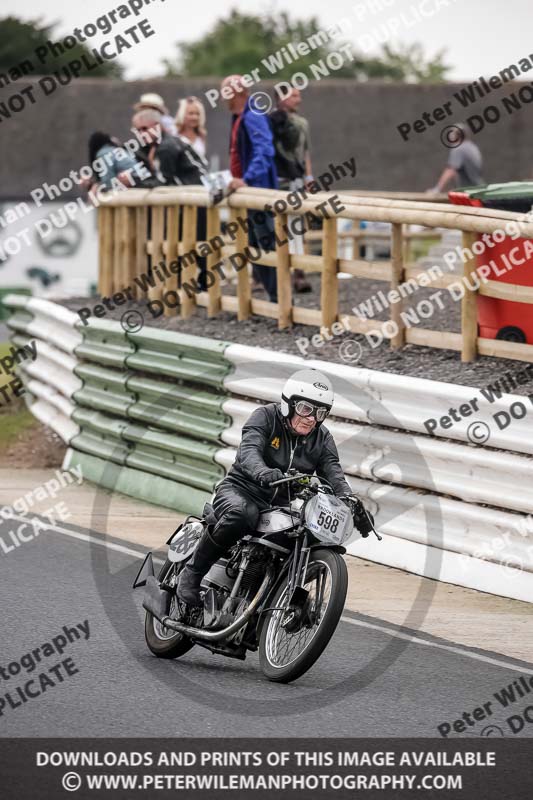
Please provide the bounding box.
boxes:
[0,406,36,449]
[0,342,36,450]
[0,342,12,391]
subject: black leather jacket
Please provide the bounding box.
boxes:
[222,403,352,504]
[140,133,207,186]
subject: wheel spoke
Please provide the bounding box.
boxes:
[265,561,332,669]
[152,564,181,641]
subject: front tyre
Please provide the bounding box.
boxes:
[144,559,195,659]
[259,548,348,683]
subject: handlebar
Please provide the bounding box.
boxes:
[269,472,310,487]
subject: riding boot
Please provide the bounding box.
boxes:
[176,529,224,607]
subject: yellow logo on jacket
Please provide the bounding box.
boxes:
[270,436,280,449]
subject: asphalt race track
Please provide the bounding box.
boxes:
[1,517,531,740]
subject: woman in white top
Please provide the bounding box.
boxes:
[175,96,207,161]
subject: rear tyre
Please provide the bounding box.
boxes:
[496,325,526,343]
[259,548,348,683]
[144,559,195,659]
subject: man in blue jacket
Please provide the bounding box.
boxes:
[222,74,278,302]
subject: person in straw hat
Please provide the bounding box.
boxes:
[133,92,177,137]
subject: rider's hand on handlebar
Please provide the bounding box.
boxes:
[261,468,285,487]
[342,496,375,537]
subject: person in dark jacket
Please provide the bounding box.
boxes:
[222,74,278,303]
[132,108,209,288]
[177,368,356,606]
[131,109,208,186]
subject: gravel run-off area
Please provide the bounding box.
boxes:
[60,268,533,397]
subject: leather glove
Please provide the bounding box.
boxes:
[343,496,374,537]
[260,468,285,487]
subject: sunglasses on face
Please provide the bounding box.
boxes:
[294,401,329,422]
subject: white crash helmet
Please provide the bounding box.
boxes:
[280,369,334,423]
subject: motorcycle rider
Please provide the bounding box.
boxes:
[177,368,364,606]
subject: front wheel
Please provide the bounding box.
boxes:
[144,559,195,659]
[259,548,348,683]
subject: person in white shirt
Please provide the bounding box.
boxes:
[175,96,207,161]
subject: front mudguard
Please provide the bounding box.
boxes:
[312,543,346,555]
[255,543,345,641]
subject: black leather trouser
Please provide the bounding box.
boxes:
[211,482,266,549]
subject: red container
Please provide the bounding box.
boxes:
[449,191,533,344]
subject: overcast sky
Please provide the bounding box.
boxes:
[5,0,532,82]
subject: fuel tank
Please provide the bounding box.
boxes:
[256,509,298,534]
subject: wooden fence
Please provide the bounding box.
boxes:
[97,186,533,363]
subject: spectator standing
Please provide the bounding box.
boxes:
[270,87,313,292]
[134,92,177,137]
[132,109,208,289]
[428,123,484,193]
[222,74,278,303]
[86,132,141,193]
[131,109,207,186]
[175,96,208,160]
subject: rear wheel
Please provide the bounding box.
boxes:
[496,325,526,343]
[144,559,195,659]
[259,548,347,683]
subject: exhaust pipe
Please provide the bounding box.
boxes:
[159,568,274,642]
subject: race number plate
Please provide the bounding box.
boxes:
[304,494,354,545]
[167,522,203,563]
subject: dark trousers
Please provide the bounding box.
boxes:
[248,209,277,303]
[211,482,266,548]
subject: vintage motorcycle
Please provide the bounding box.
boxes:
[133,472,380,683]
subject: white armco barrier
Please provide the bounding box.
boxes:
[222,343,533,602]
[222,396,533,515]
[5,299,533,603]
[5,294,82,354]
[224,344,533,456]
[25,394,79,444]
[346,476,533,603]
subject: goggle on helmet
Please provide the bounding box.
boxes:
[280,368,334,424]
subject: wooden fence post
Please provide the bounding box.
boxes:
[320,216,338,330]
[390,222,405,349]
[149,206,165,304]
[180,205,198,319]
[233,207,251,321]
[275,212,292,329]
[98,206,113,296]
[120,207,136,294]
[207,205,222,317]
[133,206,149,300]
[461,230,478,362]
[164,205,179,317]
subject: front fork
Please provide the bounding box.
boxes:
[285,529,312,610]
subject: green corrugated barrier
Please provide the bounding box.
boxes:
[71,407,224,491]
[73,363,136,417]
[0,288,31,321]
[63,448,211,515]
[74,319,134,367]
[6,307,236,506]
[5,308,34,336]
[68,321,236,495]
[126,327,230,388]
[127,376,229,442]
